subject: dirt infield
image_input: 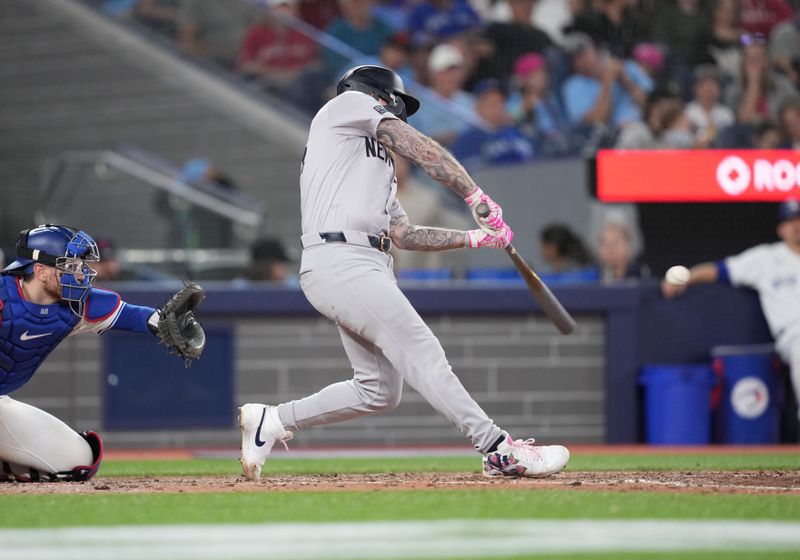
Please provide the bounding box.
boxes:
[3,470,799,495]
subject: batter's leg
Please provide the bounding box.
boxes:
[277,324,403,431]
[0,396,94,481]
[299,249,503,452]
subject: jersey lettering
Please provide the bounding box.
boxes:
[364,138,395,169]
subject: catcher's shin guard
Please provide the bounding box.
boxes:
[0,431,103,483]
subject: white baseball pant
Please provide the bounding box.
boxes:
[0,395,93,479]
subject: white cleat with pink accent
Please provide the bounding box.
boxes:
[239,404,293,482]
[482,433,570,478]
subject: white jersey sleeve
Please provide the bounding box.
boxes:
[327,91,398,137]
[725,242,800,341]
[725,244,772,288]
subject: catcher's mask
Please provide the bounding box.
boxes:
[336,65,420,122]
[3,224,99,317]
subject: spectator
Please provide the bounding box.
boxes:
[567,0,647,58]
[244,238,294,282]
[324,0,394,74]
[631,43,668,90]
[779,95,800,148]
[730,33,797,124]
[298,0,341,30]
[450,79,537,168]
[770,13,800,88]
[539,223,594,273]
[659,102,714,148]
[597,220,649,283]
[159,157,243,248]
[92,238,122,282]
[180,157,240,191]
[694,0,744,76]
[237,0,319,94]
[507,53,572,157]
[473,0,552,85]
[652,0,707,65]
[407,0,482,49]
[614,89,679,149]
[662,199,800,429]
[408,43,474,145]
[178,0,253,68]
[751,119,784,148]
[134,0,179,37]
[741,0,794,38]
[686,65,735,145]
[561,33,650,130]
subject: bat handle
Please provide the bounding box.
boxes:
[475,202,491,218]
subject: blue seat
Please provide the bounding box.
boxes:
[465,268,523,283]
[397,268,453,281]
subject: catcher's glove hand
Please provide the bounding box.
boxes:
[153,282,206,366]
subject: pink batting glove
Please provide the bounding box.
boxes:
[464,187,504,230]
[466,224,514,249]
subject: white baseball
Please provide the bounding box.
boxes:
[665,265,691,286]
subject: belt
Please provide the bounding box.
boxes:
[301,230,392,252]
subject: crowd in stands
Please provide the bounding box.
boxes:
[100,0,800,167]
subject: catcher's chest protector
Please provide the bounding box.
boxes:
[0,275,79,394]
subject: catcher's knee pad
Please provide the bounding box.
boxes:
[0,431,103,483]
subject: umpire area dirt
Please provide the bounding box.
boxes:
[3,471,799,495]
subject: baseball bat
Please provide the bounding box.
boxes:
[475,202,577,335]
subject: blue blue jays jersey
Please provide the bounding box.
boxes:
[0,275,155,395]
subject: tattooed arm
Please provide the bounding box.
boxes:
[389,213,466,251]
[377,118,478,198]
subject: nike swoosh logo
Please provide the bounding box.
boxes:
[20,331,53,341]
[254,407,267,447]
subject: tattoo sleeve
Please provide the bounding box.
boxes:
[377,119,477,198]
[390,214,466,251]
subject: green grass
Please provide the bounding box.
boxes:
[2,453,799,559]
[2,487,798,527]
[97,452,800,477]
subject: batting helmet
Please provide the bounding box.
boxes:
[3,225,100,315]
[336,65,420,122]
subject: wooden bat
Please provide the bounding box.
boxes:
[476,202,577,335]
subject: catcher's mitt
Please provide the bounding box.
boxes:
[154,282,206,366]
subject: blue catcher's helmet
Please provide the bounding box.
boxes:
[3,225,100,316]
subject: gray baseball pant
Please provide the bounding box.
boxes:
[276,243,503,453]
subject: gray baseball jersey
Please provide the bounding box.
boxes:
[300,91,406,236]
[277,91,504,452]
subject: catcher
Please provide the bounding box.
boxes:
[0,225,206,482]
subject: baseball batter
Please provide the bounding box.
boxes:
[662,199,800,422]
[0,225,205,481]
[240,65,570,481]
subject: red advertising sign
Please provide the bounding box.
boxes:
[596,150,800,202]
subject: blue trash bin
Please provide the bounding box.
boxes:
[711,344,780,444]
[640,364,716,444]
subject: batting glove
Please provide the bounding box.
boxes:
[466,224,514,249]
[464,187,504,230]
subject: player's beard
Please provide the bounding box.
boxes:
[42,270,63,302]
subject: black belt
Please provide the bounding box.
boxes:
[319,231,392,252]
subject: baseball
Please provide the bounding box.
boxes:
[665,265,691,286]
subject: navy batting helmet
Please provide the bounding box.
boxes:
[336,65,420,122]
[3,225,100,315]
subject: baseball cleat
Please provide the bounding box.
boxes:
[482,433,569,478]
[238,404,293,482]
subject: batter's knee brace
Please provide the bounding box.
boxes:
[0,431,103,483]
